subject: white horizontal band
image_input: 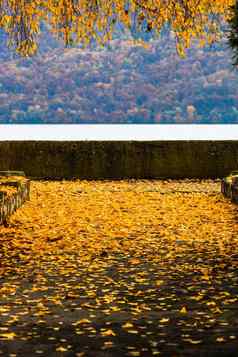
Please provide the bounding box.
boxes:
[0,125,237,141]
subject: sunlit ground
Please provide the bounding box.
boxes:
[0,180,238,356]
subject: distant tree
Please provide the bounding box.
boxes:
[187,105,197,122]
[0,0,234,56]
[175,107,183,123]
[228,0,238,65]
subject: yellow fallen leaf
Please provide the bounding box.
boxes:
[66,292,78,299]
[180,306,187,314]
[0,307,9,313]
[155,280,164,286]
[159,318,170,323]
[110,306,121,312]
[0,332,16,340]
[213,307,222,314]
[206,301,216,307]
[191,295,203,301]
[122,322,134,329]
[56,346,68,352]
[103,341,114,347]
[216,337,225,343]
[184,338,202,344]
[76,353,85,357]
[129,258,140,265]
[101,329,116,337]
[72,319,91,326]
[202,274,210,281]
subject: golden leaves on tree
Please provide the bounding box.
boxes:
[0,0,235,56]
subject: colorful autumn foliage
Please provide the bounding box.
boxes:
[0,32,237,124]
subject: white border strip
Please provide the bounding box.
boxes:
[0,125,238,141]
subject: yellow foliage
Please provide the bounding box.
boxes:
[0,0,235,55]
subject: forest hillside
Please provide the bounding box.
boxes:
[0,30,237,124]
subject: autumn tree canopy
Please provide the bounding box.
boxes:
[228,1,238,65]
[0,0,235,56]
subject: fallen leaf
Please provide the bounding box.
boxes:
[180,306,187,314]
[0,332,16,340]
[216,337,225,343]
[73,319,91,326]
[56,346,68,352]
[122,322,134,329]
[155,280,164,286]
[184,338,202,344]
[101,329,116,337]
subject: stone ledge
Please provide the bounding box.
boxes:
[221,171,238,204]
[0,172,30,225]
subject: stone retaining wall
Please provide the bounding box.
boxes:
[221,172,238,204]
[0,176,30,225]
[0,141,237,179]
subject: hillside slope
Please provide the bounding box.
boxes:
[0,31,237,124]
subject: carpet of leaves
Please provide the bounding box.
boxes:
[0,180,238,357]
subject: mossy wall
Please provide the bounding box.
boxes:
[0,141,238,179]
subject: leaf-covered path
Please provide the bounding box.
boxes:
[0,180,238,356]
